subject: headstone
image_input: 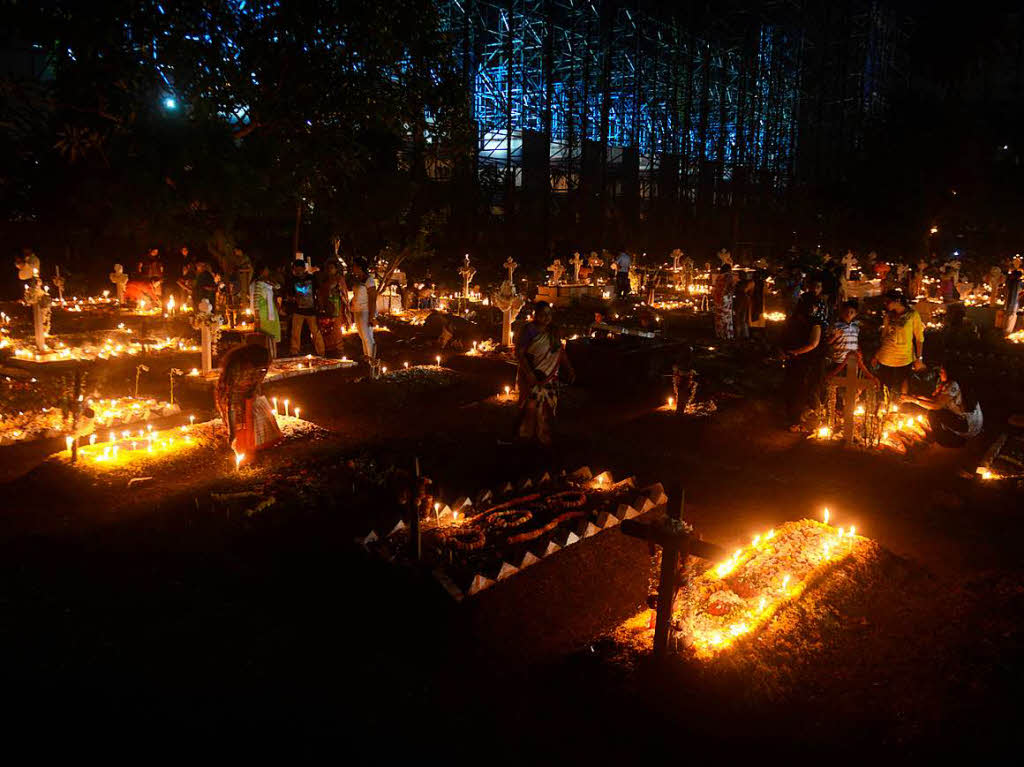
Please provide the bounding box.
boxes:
[827,353,879,446]
[493,279,525,348]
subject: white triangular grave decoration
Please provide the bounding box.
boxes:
[564,531,580,546]
[633,496,655,514]
[518,477,533,490]
[467,574,494,596]
[476,489,493,505]
[496,562,519,581]
[433,570,463,601]
[356,530,379,547]
[613,475,636,490]
[616,503,637,520]
[519,551,541,568]
[452,496,472,511]
[388,519,407,537]
[623,506,641,520]
[596,512,619,528]
[589,470,613,487]
[569,466,592,480]
[643,483,668,505]
[541,540,561,557]
[581,521,602,538]
[538,472,552,485]
[501,481,514,495]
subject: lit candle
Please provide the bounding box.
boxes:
[823,507,830,525]
[294,408,300,420]
[235,451,244,470]
[504,385,511,399]
[109,431,116,443]
[272,397,278,414]
[668,396,675,409]
[89,434,97,446]
[189,414,195,426]
[436,355,441,366]
[284,399,290,417]
[404,361,409,368]
[66,436,73,455]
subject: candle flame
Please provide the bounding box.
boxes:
[823,507,830,525]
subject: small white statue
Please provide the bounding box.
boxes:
[547,259,564,285]
[110,263,129,304]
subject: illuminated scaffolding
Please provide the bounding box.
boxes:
[437,0,803,210]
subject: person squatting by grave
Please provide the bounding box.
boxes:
[216,343,282,461]
[900,361,983,447]
[514,301,576,447]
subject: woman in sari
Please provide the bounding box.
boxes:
[515,301,575,446]
[215,343,282,462]
[711,264,736,340]
[250,262,281,359]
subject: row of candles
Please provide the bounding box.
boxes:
[66,415,199,465]
[693,507,860,655]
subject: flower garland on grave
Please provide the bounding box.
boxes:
[505,509,586,544]
[542,490,587,509]
[190,309,224,356]
[486,508,533,529]
[435,525,487,551]
[22,281,52,337]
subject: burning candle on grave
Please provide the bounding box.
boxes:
[272,397,278,415]
[66,435,73,456]
[504,385,511,399]
[89,434,97,446]
[235,451,245,471]
[823,507,830,525]
[668,396,675,409]
[294,407,300,420]
[403,361,409,368]
[189,414,195,427]
[436,355,441,366]
[284,399,290,417]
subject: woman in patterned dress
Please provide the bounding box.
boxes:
[216,343,282,461]
[514,302,575,446]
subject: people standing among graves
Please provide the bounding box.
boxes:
[733,277,754,341]
[514,301,575,447]
[192,260,218,310]
[215,343,282,460]
[286,257,325,357]
[872,289,925,395]
[1003,256,1022,335]
[349,256,377,362]
[826,299,861,371]
[711,264,736,340]
[250,261,280,359]
[615,249,632,297]
[781,277,828,430]
[939,265,959,304]
[137,247,163,280]
[318,259,350,353]
[901,362,983,447]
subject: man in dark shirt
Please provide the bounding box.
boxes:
[192,261,218,310]
[286,260,325,357]
[782,278,829,430]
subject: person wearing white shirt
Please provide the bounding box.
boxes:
[349,257,377,361]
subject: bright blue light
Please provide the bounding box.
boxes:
[163,97,177,110]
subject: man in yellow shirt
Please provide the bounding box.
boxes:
[871,290,925,394]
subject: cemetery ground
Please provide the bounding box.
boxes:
[1,317,1022,757]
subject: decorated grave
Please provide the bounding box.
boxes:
[976,431,1024,481]
[358,467,669,601]
[620,497,870,661]
[1,396,180,446]
[184,353,358,385]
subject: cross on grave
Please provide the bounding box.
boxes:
[110,264,129,305]
[459,255,476,299]
[826,352,879,447]
[53,266,65,303]
[671,249,683,270]
[621,486,724,658]
[570,252,584,283]
[841,251,857,280]
[503,256,518,284]
[547,259,564,285]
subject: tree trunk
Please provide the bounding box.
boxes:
[292,198,302,257]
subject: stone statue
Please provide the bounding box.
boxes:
[670,248,684,270]
[52,266,66,303]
